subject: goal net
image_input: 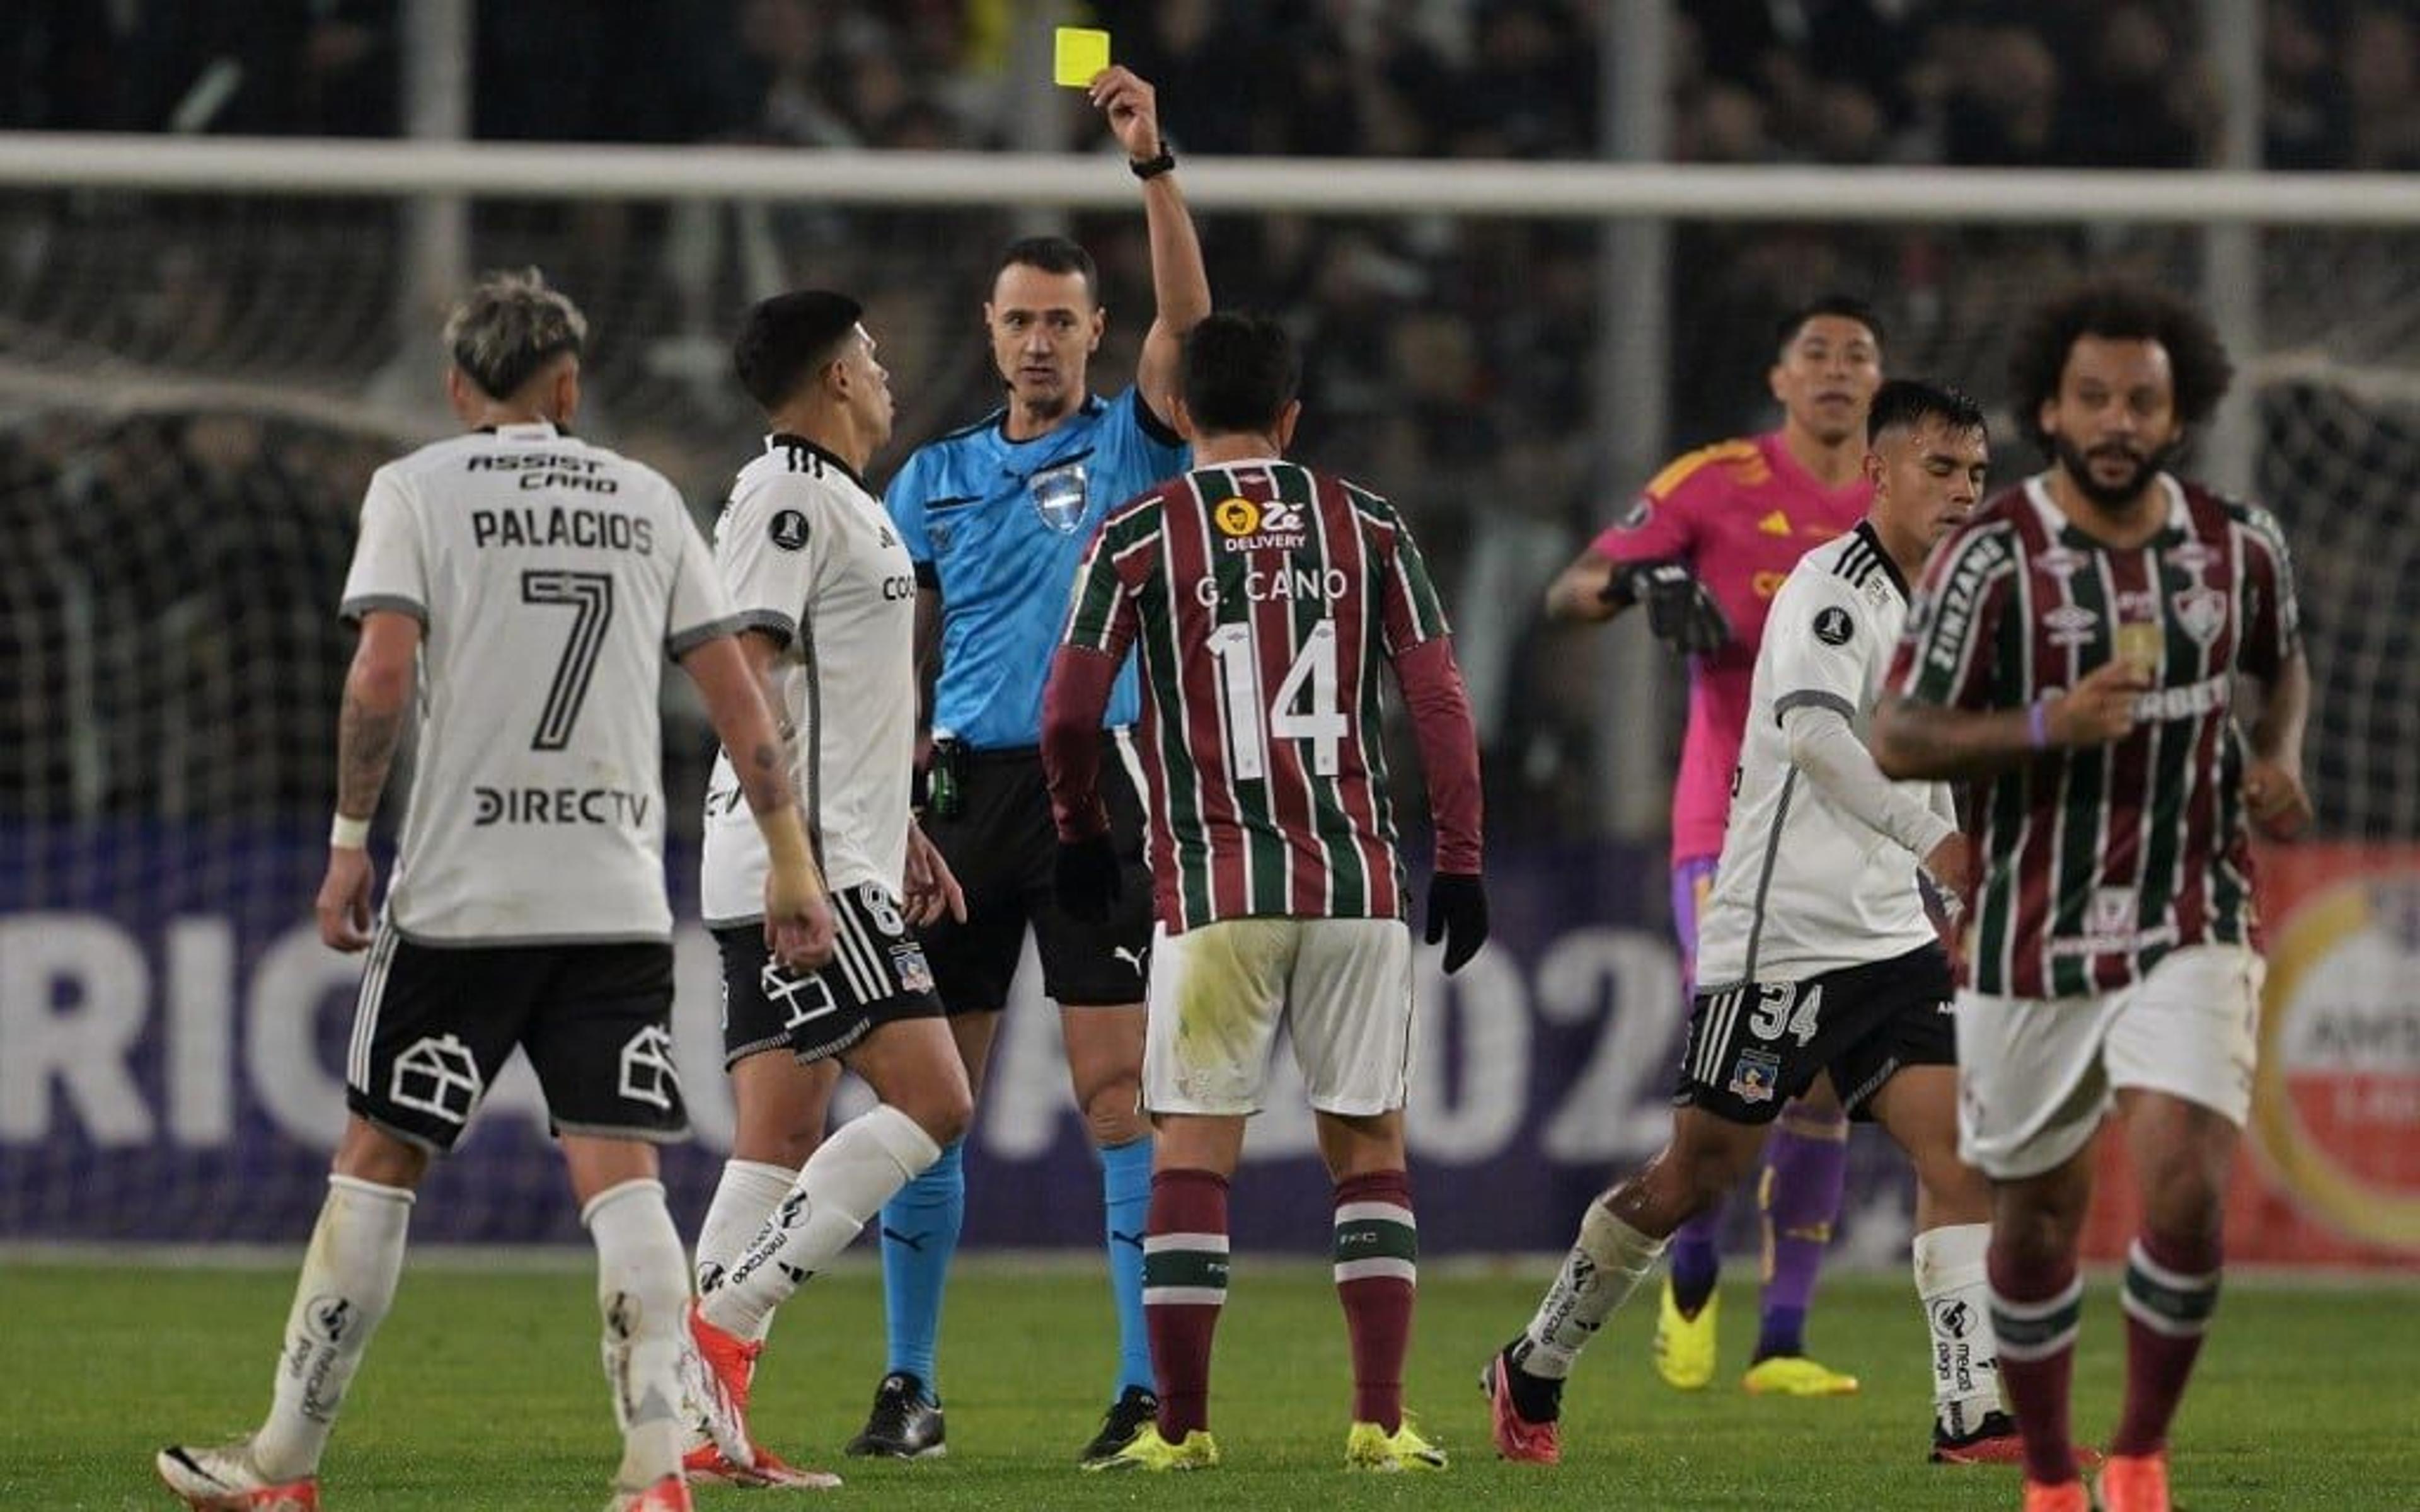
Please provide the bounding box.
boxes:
[1,158,2414,1253]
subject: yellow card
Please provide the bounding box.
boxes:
[1054,26,1110,88]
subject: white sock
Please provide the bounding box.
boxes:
[253,1174,413,1480]
[1517,1201,1665,1380]
[586,1178,690,1492]
[703,1105,941,1341]
[696,1159,797,1343]
[1913,1222,2001,1436]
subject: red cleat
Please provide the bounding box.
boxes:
[607,1473,691,1512]
[684,1302,759,1472]
[1481,1349,1561,1465]
[2022,1477,2090,1512]
[683,1441,841,1490]
[1932,1409,2025,1465]
[2097,1449,2171,1512]
[154,1443,319,1511]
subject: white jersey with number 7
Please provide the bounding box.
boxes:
[338,420,740,944]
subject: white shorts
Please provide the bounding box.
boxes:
[1954,943,2263,1181]
[1142,917,1414,1118]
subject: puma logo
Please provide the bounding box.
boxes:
[1111,946,1146,975]
[882,1227,928,1252]
[1110,1228,1145,1251]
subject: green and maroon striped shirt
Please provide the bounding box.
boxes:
[1887,475,2300,999]
[1059,461,1453,932]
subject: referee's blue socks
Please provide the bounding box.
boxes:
[1102,1135,1156,1395]
[880,1135,964,1398]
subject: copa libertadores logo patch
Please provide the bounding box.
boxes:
[769,509,812,551]
[1813,605,1855,646]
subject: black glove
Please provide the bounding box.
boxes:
[1606,561,1732,655]
[1424,872,1489,975]
[1054,833,1124,923]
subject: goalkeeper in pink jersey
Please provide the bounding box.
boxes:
[1540,295,1883,1396]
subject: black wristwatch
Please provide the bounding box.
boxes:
[1129,148,1177,180]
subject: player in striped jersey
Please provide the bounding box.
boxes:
[1487,380,2009,1469]
[1041,313,1487,1473]
[1542,297,1885,1397]
[1874,284,2312,1512]
[158,271,833,1512]
[682,292,977,1489]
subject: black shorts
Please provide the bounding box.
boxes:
[717,881,946,1067]
[920,736,1153,1013]
[1674,944,1955,1124]
[344,929,684,1153]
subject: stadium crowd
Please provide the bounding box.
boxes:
[0,1,2409,841]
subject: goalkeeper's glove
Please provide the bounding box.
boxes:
[1603,560,1732,655]
[1054,833,1124,924]
[1424,873,1489,975]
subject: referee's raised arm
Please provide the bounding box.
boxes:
[1086,66,1209,430]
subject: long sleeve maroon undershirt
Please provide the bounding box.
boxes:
[1042,645,1120,841]
[1042,639,1483,876]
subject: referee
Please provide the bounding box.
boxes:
[855,65,1209,1468]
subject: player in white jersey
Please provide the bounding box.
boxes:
[158,270,834,1512]
[682,292,976,1486]
[1489,381,2015,1468]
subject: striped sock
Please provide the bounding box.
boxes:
[2112,1231,2221,1456]
[1988,1246,2084,1487]
[1332,1171,1417,1433]
[1143,1169,1230,1440]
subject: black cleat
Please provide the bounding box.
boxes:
[845,1371,947,1460]
[1079,1385,1161,1466]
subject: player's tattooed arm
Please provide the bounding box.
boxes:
[681,634,804,821]
[320,610,417,951]
[334,609,420,818]
[336,696,405,816]
[1872,660,2145,781]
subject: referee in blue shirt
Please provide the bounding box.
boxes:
[855,65,1209,1469]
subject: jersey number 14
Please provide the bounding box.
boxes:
[1206,619,1348,781]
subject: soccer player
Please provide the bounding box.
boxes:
[156,269,834,1512]
[682,291,979,1488]
[1040,311,1488,1473]
[1872,283,2310,1512]
[1486,379,2007,1468]
[1541,296,1884,1395]
[868,65,1209,1464]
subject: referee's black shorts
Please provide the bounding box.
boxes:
[921,732,1153,1013]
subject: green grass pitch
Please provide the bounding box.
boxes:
[7,1257,2408,1509]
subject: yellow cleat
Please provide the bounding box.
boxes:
[1652,1280,1719,1391]
[1741,1354,1861,1397]
[1345,1418,1449,1472]
[1081,1423,1219,1472]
